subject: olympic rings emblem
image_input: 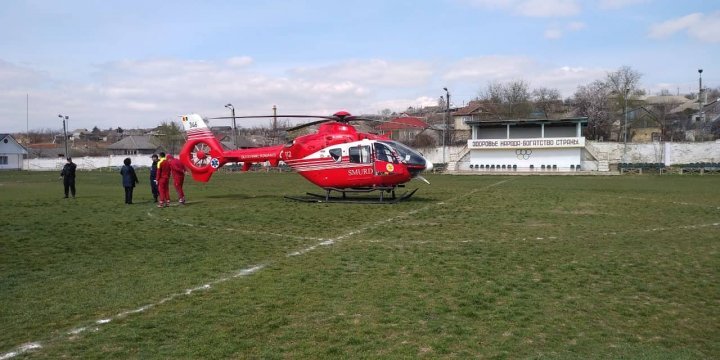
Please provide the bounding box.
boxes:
[516,149,532,160]
[210,158,220,168]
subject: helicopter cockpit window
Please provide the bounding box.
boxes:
[374,142,397,163]
[329,148,342,162]
[349,145,371,164]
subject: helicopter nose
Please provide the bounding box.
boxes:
[425,160,433,172]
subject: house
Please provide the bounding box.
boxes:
[0,134,28,170]
[26,143,66,158]
[376,116,431,144]
[451,101,498,142]
[70,128,90,141]
[106,135,160,155]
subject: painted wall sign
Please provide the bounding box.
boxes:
[468,137,585,149]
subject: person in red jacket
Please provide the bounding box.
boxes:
[155,152,172,208]
[167,154,187,204]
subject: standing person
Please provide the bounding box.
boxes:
[149,154,159,203]
[156,152,172,208]
[120,157,139,204]
[60,157,77,198]
[167,154,187,204]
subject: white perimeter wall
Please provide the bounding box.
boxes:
[418,141,719,165]
[23,155,155,171]
[16,140,720,171]
[587,141,720,165]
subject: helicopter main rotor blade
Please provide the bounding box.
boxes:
[285,119,336,132]
[210,115,337,121]
[353,116,437,130]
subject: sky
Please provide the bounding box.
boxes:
[1,0,718,133]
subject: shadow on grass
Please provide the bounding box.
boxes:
[205,193,277,200]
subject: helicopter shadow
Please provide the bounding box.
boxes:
[206,193,278,200]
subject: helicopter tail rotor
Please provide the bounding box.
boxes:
[179,114,226,182]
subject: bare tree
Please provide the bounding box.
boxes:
[504,80,532,117]
[606,66,643,96]
[532,87,562,118]
[479,80,532,118]
[481,81,504,104]
[644,97,685,141]
[572,80,613,140]
[706,86,720,101]
[27,128,55,143]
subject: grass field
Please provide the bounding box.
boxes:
[1,170,718,359]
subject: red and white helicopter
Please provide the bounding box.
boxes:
[178,111,433,203]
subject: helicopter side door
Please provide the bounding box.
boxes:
[346,144,374,186]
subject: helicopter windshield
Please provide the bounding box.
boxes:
[379,140,427,168]
[374,142,398,163]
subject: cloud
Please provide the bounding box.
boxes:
[544,21,586,39]
[649,12,720,43]
[0,57,439,132]
[0,54,637,132]
[373,96,439,112]
[443,56,607,97]
[226,56,253,67]
[460,0,581,17]
[444,56,536,80]
[544,28,563,39]
[289,59,434,87]
[516,0,580,17]
[567,21,586,31]
[597,0,649,10]
[0,60,52,89]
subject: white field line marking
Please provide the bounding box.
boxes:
[611,195,720,210]
[598,222,720,237]
[288,179,515,256]
[0,264,264,359]
[147,212,326,242]
[3,180,511,359]
[0,343,41,360]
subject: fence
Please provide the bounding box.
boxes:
[24,155,155,171]
[19,140,720,172]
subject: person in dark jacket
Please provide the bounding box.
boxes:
[60,157,77,198]
[149,154,159,203]
[120,157,140,204]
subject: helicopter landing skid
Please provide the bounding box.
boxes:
[284,188,418,204]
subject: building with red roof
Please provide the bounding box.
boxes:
[376,116,432,144]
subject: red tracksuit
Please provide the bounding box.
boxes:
[170,157,186,203]
[156,157,172,206]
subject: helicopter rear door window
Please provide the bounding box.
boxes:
[329,148,342,162]
[349,145,371,163]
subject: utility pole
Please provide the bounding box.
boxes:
[698,69,705,122]
[443,87,450,164]
[622,88,629,163]
[272,105,277,131]
[225,104,237,149]
[58,114,69,157]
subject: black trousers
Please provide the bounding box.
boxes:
[124,186,134,204]
[64,178,76,197]
[150,179,158,200]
